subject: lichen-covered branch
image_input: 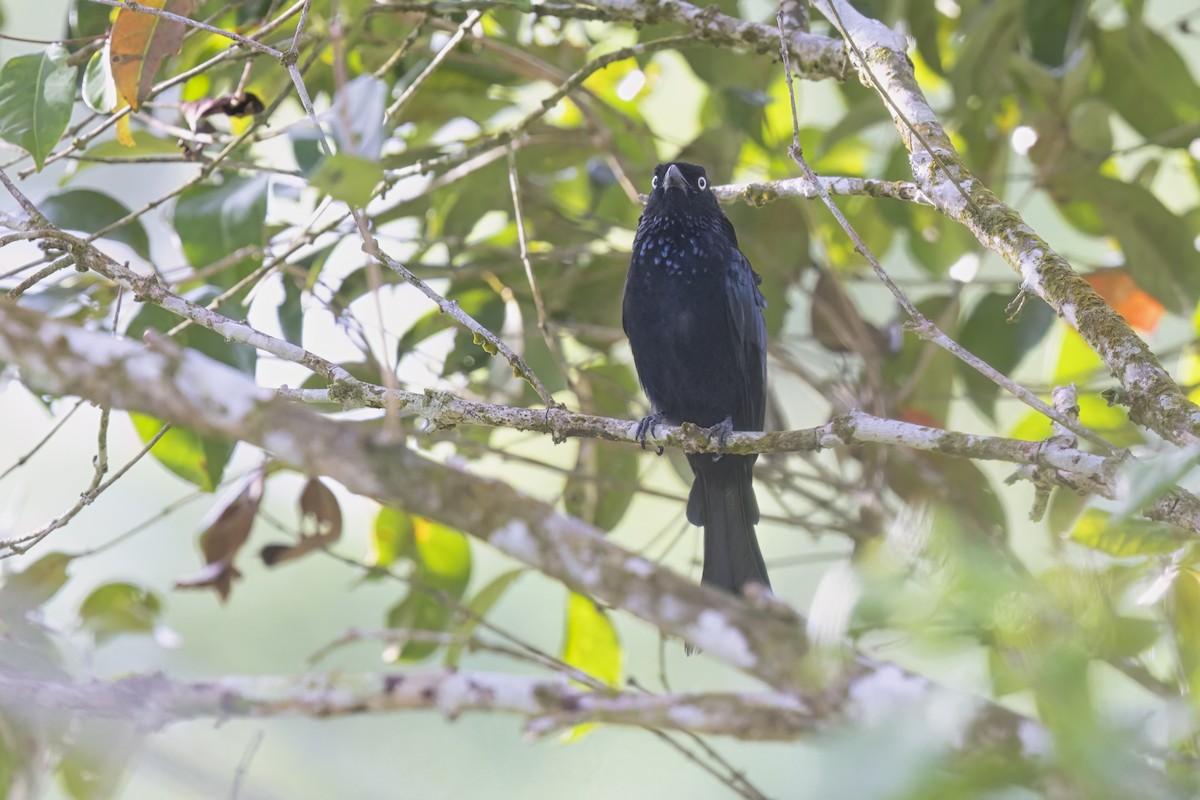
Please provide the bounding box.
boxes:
[283,386,1114,475]
[713,175,930,206]
[370,0,847,80]
[0,302,1074,756]
[0,669,811,741]
[807,0,1200,446]
[0,301,808,688]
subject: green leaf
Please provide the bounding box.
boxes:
[1066,99,1114,155]
[1109,444,1200,524]
[129,412,230,491]
[949,0,1022,117]
[370,505,415,569]
[956,292,1055,421]
[1173,570,1200,702]
[0,552,73,615]
[381,511,473,661]
[82,48,118,114]
[1022,0,1086,66]
[560,592,622,740]
[564,364,639,529]
[1094,23,1200,145]
[411,517,472,595]
[78,582,163,643]
[0,45,78,171]
[57,719,139,800]
[385,592,453,662]
[173,175,268,290]
[1070,508,1190,557]
[902,204,978,276]
[277,272,304,346]
[39,189,151,260]
[82,132,180,161]
[906,0,944,74]
[444,568,525,667]
[310,153,384,207]
[289,122,324,174]
[562,592,621,688]
[0,719,14,799]
[1070,174,1200,313]
[987,646,1028,696]
[69,1,113,42]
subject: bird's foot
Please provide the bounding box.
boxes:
[635,413,665,455]
[707,415,734,462]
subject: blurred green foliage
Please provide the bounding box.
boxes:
[1,0,1200,797]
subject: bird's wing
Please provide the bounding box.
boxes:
[725,249,768,431]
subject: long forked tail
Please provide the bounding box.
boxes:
[686,455,770,594]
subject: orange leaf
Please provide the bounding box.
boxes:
[109,0,197,110]
[1084,268,1165,334]
[897,408,944,429]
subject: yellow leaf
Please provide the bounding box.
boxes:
[115,107,135,147]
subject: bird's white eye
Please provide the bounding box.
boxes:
[698,176,708,190]
[652,175,659,189]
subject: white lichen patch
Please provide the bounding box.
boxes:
[1018,719,1053,757]
[925,688,983,749]
[261,430,301,462]
[177,352,266,425]
[59,324,148,376]
[624,556,655,578]
[435,672,473,715]
[846,664,929,727]
[122,349,169,390]
[928,176,973,218]
[491,520,540,565]
[667,704,708,729]
[684,610,755,668]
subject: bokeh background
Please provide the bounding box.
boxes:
[2,0,1200,797]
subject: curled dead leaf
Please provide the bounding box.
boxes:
[259,478,343,567]
[174,470,263,601]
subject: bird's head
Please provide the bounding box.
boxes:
[642,162,722,219]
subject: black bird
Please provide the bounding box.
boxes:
[622,162,771,594]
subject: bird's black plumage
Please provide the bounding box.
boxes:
[622,162,770,594]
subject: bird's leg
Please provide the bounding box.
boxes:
[707,415,734,462]
[635,412,665,455]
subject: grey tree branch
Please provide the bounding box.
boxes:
[368,0,847,80]
[4,212,1194,534]
[0,669,809,742]
[0,300,808,688]
[810,0,1200,447]
[712,175,930,206]
[0,302,1047,757]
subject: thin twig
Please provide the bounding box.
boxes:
[0,423,170,556]
[506,145,576,396]
[385,11,483,125]
[228,730,265,800]
[368,244,559,406]
[0,399,86,483]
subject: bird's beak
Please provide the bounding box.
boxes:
[663,164,687,192]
